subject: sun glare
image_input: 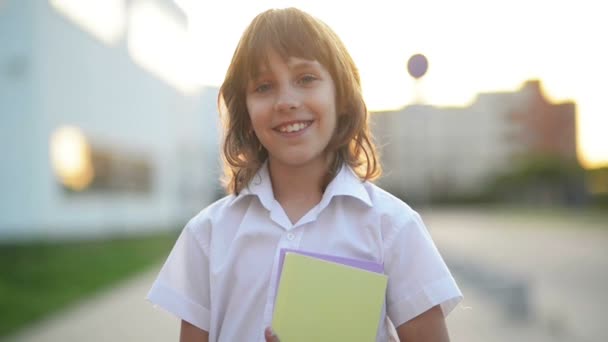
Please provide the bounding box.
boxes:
[127,2,200,94]
[50,126,94,191]
[50,0,125,45]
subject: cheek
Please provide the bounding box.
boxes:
[248,114,269,143]
[327,112,344,141]
[248,117,263,138]
[326,105,339,130]
[246,104,261,127]
[245,98,254,120]
[246,99,270,124]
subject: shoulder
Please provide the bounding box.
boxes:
[188,194,235,226]
[182,194,238,247]
[363,182,425,245]
[184,192,260,231]
[364,182,420,222]
[364,182,415,215]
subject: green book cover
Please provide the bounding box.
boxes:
[272,252,388,342]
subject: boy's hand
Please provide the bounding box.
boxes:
[264,327,280,342]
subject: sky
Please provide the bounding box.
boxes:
[51,0,608,168]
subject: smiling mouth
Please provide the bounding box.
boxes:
[274,120,313,133]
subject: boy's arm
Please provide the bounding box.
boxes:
[395,305,450,342]
[180,320,209,342]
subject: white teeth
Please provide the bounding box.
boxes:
[279,122,308,133]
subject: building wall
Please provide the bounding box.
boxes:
[510,81,577,161]
[372,80,577,202]
[0,1,38,230]
[0,1,219,240]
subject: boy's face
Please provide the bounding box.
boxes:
[246,50,337,171]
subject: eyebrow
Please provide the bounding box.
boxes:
[249,58,323,85]
[287,59,321,70]
[255,58,321,75]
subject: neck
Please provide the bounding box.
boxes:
[267,157,330,223]
[268,158,328,201]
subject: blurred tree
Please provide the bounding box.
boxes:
[487,154,587,206]
[585,166,608,208]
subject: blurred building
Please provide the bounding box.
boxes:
[373,80,577,202]
[0,0,220,240]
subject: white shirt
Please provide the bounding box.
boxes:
[147,163,462,341]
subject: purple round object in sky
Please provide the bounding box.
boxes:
[407,54,428,79]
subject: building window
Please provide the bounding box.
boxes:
[50,125,152,194]
[87,147,152,194]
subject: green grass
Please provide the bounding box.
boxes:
[0,231,178,338]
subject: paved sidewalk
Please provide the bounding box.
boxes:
[6,268,179,342]
[425,208,608,342]
[447,285,559,342]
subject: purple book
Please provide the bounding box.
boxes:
[274,248,384,300]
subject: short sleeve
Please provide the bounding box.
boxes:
[384,211,462,327]
[147,221,211,331]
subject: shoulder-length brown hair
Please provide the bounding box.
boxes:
[219,7,381,194]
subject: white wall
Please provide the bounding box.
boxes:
[0,1,220,240]
[373,94,520,201]
[0,1,39,230]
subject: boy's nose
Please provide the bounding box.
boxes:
[274,87,300,112]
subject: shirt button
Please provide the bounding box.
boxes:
[286,233,295,241]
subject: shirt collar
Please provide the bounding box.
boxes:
[228,162,373,209]
[229,161,276,211]
[320,164,373,208]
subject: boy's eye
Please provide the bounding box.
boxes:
[298,74,318,84]
[255,83,272,93]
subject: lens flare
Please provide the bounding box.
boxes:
[50,126,94,191]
